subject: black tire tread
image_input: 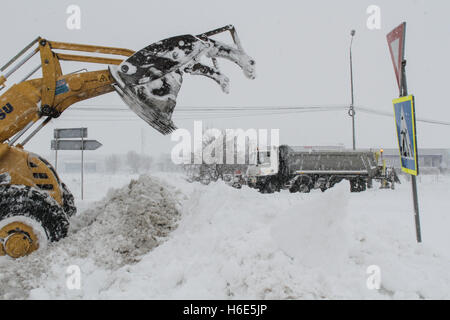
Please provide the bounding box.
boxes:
[0,185,69,242]
[61,183,77,218]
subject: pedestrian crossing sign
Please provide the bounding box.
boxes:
[393,95,419,175]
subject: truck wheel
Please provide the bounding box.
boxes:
[299,184,310,193]
[289,184,299,193]
[259,180,275,194]
[265,182,275,193]
[360,181,367,192]
[200,177,211,185]
[0,185,69,258]
[350,179,366,192]
[350,180,357,192]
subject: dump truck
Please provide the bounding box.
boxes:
[0,25,255,258]
[247,145,400,193]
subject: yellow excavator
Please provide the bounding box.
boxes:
[0,25,255,258]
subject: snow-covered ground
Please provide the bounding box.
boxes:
[0,172,449,300]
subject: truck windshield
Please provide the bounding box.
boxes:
[257,151,271,165]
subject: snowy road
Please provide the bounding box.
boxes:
[0,172,449,299]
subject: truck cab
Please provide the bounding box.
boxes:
[246,145,279,191]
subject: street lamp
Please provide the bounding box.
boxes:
[349,29,356,150]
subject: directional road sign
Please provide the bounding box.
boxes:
[51,139,102,151]
[54,128,87,139]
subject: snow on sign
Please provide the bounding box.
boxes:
[51,139,102,151]
[54,128,87,139]
[393,95,418,176]
[387,22,406,91]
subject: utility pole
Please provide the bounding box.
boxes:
[54,137,58,170]
[81,134,84,200]
[141,127,144,154]
[349,29,356,150]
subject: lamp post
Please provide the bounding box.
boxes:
[349,29,356,150]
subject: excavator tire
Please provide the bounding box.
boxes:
[0,185,70,258]
[61,183,77,218]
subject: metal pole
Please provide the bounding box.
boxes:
[19,64,41,83]
[81,135,84,200]
[3,47,39,79]
[411,175,422,242]
[0,36,40,72]
[21,117,52,146]
[349,30,356,150]
[55,139,58,171]
[8,121,35,146]
[141,127,144,154]
[401,56,422,243]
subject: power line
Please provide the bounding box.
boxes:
[58,104,450,126]
[356,106,450,126]
[59,109,339,122]
[70,105,348,112]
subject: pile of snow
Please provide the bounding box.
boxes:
[68,175,181,268]
[0,175,182,299]
[1,173,449,299]
[271,183,350,268]
[98,175,450,300]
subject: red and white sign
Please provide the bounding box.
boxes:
[387,22,406,91]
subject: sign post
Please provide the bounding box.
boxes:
[81,134,84,202]
[52,128,102,200]
[55,137,58,171]
[387,22,422,243]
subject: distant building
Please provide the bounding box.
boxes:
[44,153,106,174]
[64,161,97,173]
[381,148,450,173]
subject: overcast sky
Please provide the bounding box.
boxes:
[1,0,448,160]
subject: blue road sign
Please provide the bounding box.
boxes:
[393,95,418,175]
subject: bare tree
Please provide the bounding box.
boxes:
[216,132,250,178]
[126,151,141,173]
[141,155,153,172]
[105,154,121,174]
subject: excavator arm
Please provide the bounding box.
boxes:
[0,25,256,145]
[38,38,135,115]
[0,37,136,144]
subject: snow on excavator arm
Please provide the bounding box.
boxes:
[109,24,255,134]
[0,25,255,146]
